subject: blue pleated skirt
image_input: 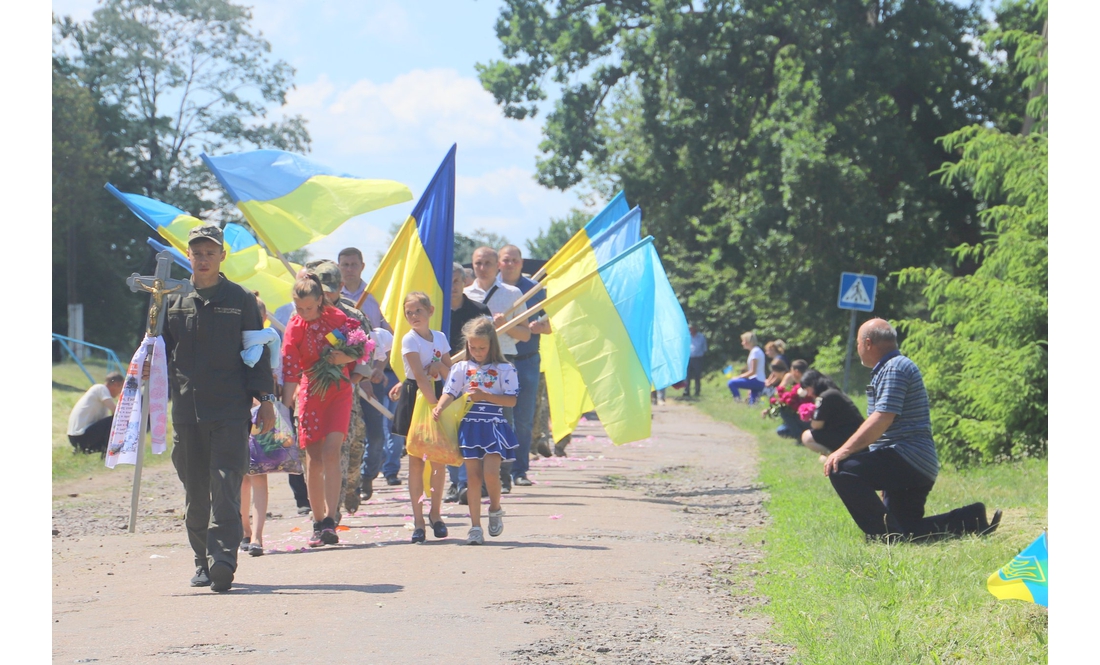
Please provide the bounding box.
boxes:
[459,403,518,460]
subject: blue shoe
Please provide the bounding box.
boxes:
[411,527,426,543]
[431,520,448,539]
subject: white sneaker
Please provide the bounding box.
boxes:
[488,509,505,537]
[466,526,484,545]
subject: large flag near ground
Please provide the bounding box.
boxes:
[540,237,671,445]
[106,185,299,311]
[200,150,412,257]
[366,145,456,381]
[987,532,1048,607]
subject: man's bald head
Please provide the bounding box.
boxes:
[857,318,898,367]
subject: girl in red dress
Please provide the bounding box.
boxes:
[281,274,360,547]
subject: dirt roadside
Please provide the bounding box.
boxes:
[52,403,791,664]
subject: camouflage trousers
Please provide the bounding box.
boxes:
[533,373,571,456]
[339,393,366,515]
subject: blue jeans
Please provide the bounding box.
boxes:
[510,354,541,480]
[727,377,766,403]
[379,370,403,479]
[359,377,387,484]
[776,409,808,439]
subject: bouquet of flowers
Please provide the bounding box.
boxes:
[797,402,817,422]
[764,384,812,419]
[305,323,374,397]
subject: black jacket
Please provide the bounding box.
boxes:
[163,274,273,423]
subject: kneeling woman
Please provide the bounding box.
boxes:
[799,370,865,457]
[281,274,361,547]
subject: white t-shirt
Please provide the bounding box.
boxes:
[747,346,767,382]
[443,360,519,398]
[371,328,394,363]
[68,384,114,436]
[400,329,451,379]
[464,278,524,355]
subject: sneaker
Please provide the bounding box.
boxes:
[320,517,339,545]
[500,475,512,495]
[443,483,459,503]
[465,526,484,545]
[411,527,426,544]
[308,522,325,548]
[386,475,402,486]
[296,505,311,516]
[431,520,448,539]
[248,542,264,557]
[209,562,233,592]
[190,566,211,587]
[513,476,533,487]
[457,483,469,506]
[239,537,251,552]
[488,509,505,537]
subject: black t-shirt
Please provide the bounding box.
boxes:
[810,388,865,451]
[449,295,491,351]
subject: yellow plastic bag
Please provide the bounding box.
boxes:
[406,393,470,466]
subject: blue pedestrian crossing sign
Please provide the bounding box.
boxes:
[837,273,877,312]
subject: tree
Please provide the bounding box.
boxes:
[478,0,1004,358]
[374,222,510,268]
[898,0,1047,465]
[525,209,588,259]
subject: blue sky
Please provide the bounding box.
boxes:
[52,0,597,270]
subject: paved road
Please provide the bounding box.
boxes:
[52,403,789,663]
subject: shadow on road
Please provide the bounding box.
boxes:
[223,582,405,595]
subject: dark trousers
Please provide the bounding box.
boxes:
[172,419,250,572]
[69,415,114,455]
[829,447,988,538]
[289,472,309,508]
[359,380,387,484]
[686,357,704,396]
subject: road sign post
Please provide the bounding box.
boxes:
[837,273,877,392]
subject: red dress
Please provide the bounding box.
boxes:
[281,306,359,448]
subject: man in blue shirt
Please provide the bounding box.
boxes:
[823,319,1001,541]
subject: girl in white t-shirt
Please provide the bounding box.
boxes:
[727,331,768,404]
[433,318,518,545]
[387,292,452,543]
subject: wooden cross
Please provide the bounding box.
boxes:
[122,251,192,532]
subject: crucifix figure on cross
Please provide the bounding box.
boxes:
[128,251,193,336]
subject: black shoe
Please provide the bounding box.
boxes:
[411,527,426,543]
[386,475,402,486]
[209,562,233,592]
[359,483,373,503]
[431,520,448,539]
[535,441,552,458]
[513,476,533,487]
[190,566,211,587]
[457,483,468,506]
[500,475,512,494]
[443,483,459,503]
[321,517,339,545]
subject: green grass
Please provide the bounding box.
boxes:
[691,375,1048,664]
[52,360,175,483]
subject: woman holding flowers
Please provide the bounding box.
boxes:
[281,274,370,548]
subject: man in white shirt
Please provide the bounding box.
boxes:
[67,372,125,455]
[463,246,531,493]
[338,247,391,332]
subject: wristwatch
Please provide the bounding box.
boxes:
[259,393,278,403]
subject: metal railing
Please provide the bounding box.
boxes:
[52,334,126,386]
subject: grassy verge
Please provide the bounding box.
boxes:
[688,375,1047,664]
[53,361,175,483]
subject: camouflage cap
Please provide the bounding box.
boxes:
[305,259,342,294]
[187,224,223,246]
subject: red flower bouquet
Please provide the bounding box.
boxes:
[304,324,374,397]
[764,384,812,420]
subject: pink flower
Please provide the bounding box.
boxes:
[798,402,816,422]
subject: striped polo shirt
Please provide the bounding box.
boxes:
[866,351,939,481]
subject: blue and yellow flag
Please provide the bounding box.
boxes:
[200,150,412,255]
[106,184,299,311]
[366,145,455,381]
[987,532,1048,607]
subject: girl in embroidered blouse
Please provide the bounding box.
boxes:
[281,274,360,548]
[388,291,453,543]
[433,317,518,545]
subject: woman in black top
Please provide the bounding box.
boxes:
[798,370,865,456]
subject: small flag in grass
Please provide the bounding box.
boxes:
[987,531,1047,607]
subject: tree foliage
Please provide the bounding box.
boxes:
[898,0,1047,465]
[525,209,588,259]
[479,0,1009,360]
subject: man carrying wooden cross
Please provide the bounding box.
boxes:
[161,225,276,592]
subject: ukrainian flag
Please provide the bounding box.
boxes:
[106,184,299,311]
[366,145,455,381]
[200,150,413,256]
[540,237,667,445]
[987,531,1048,607]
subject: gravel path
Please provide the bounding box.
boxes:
[52,403,790,664]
